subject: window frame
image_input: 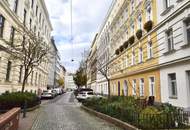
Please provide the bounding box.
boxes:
[10,26,15,44]
[132,79,137,96]
[139,47,143,63]
[13,0,18,13]
[166,29,174,52]
[6,61,12,81]
[0,15,5,38]
[168,73,178,98]
[149,76,155,96]
[139,78,144,96]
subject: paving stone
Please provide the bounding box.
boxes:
[31,92,122,130]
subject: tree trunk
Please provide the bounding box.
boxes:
[21,69,29,93]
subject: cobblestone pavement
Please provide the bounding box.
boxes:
[31,92,122,130]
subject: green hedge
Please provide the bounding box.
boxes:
[83,96,189,129]
[0,92,40,110]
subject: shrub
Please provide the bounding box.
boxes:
[144,20,153,32]
[115,49,120,55]
[0,92,40,110]
[136,29,143,40]
[128,36,135,45]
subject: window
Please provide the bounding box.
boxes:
[19,65,23,83]
[131,51,135,65]
[13,0,18,13]
[146,4,152,21]
[39,13,41,22]
[6,61,12,81]
[147,42,153,59]
[31,0,34,8]
[187,71,190,94]
[10,26,15,45]
[131,0,135,12]
[131,23,135,35]
[132,79,136,96]
[139,47,143,63]
[138,14,142,29]
[36,5,38,16]
[35,72,38,85]
[165,0,170,9]
[0,15,5,38]
[168,73,177,98]
[31,71,34,85]
[166,29,174,52]
[149,77,155,96]
[23,9,27,26]
[126,55,128,67]
[118,81,120,96]
[184,20,190,45]
[139,78,144,96]
[30,18,32,30]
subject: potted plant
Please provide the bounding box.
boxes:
[119,45,124,52]
[115,49,120,55]
[128,35,135,45]
[144,20,153,32]
[124,40,129,48]
[136,29,143,40]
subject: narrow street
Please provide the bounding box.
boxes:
[31,92,122,130]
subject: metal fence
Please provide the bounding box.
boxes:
[94,106,190,129]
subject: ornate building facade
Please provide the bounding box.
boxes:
[0,0,53,93]
[87,0,190,109]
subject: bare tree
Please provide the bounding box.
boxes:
[5,27,50,93]
[97,59,111,98]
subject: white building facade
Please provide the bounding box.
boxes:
[157,0,190,110]
[0,0,53,94]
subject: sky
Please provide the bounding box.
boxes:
[45,0,113,73]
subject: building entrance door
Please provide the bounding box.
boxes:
[118,82,120,96]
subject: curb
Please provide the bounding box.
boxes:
[81,105,139,130]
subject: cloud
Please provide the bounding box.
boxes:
[45,0,113,72]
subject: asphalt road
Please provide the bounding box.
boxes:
[31,92,122,130]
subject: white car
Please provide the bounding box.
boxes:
[76,91,95,102]
[41,90,55,99]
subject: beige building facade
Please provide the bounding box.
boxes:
[0,0,53,94]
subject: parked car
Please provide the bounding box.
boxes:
[41,90,55,99]
[53,88,63,95]
[76,91,94,102]
[74,88,93,96]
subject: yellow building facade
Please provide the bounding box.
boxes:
[109,0,161,101]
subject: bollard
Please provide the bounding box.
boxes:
[23,100,27,118]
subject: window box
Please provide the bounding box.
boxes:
[123,40,129,48]
[144,20,153,32]
[136,29,143,40]
[128,35,135,45]
[115,49,120,55]
[119,45,124,52]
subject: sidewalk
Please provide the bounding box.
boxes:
[18,100,49,130]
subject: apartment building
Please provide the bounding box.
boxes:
[87,0,190,109]
[156,0,190,110]
[87,34,98,92]
[0,0,53,93]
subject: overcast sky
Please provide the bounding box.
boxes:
[45,0,113,73]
